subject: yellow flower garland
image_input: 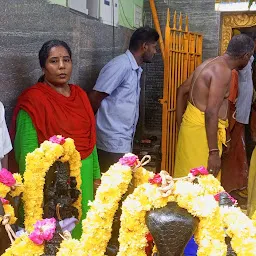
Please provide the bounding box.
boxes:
[133,166,154,187]
[56,158,228,256]
[23,137,82,232]
[9,173,24,198]
[57,160,134,256]
[4,151,256,256]
[0,173,24,198]
[117,174,226,256]
[2,136,82,256]
[56,239,83,255]
[117,183,173,256]
[2,234,44,256]
[0,183,11,198]
[195,208,227,256]
[0,204,17,225]
[220,206,256,255]
[0,172,24,227]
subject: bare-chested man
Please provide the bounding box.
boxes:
[174,34,254,178]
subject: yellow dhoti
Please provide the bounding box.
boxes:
[174,102,228,179]
[247,147,256,217]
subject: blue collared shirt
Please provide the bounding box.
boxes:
[94,50,143,153]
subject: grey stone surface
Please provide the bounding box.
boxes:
[143,0,220,133]
[0,0,132,126]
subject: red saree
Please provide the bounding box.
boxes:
[12,82,96,159]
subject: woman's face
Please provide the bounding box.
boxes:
[43,46,72,86]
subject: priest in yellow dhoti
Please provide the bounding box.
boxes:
[174,102,228,179]
[173,34,254,179]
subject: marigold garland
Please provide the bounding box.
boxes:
[56,160,256,256]
[56,239,83,255]
[117,173,226,256]
[2,136,82,256]
[0,172,24,198]
[3,152,256,256]
[2,234,44,256]
[117,183,173,256]
[9,173,24,197]
[195,208,227,256]
[23,136,82,232]
[57,153,143,256]
[58,161,133,255]
[220,206,256,255]
[0,183,11,198]
[133,166,154,187]
[0,204,17,225]
[0,170,24,229]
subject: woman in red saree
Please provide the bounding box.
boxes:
[12,40,101,238]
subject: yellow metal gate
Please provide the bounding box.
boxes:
[160,10,203,175]
[149,0,203,175]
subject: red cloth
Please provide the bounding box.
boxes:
[11,82,96,160]
[228,70,238,104]
[221,70,248,192]
[221,121,248,192]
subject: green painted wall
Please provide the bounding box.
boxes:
[48,0,144,29]
[48,0,67,7]
[119,0,144,29]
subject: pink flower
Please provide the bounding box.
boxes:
[149,174,162,184]
[0,168,16,187]
[0,197,9,205]
[49,135,66,145]
[214,192,237,205]
[29,218,56,245]
[29,228,44,245]
[190,166,209,176]
[119,154,139,167]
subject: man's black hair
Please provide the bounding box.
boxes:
[129,26,159,51]
[226,34,254,58]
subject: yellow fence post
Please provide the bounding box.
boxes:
[149,0,165,60]
[160,8,171,171]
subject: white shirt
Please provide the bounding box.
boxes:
[0,101,12,169]
[236,56,254,124]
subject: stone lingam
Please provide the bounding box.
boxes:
[42,161,80,256]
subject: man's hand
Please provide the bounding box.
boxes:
[207,152,221,177]
[223,140,231,154]
[88,90,108,114]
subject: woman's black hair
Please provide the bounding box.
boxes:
[38,40,72,82]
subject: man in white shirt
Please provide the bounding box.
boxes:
[0,102,12,169]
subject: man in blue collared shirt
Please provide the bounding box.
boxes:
[89,27,159,172]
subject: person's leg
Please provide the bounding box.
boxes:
[97,149,124,173]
